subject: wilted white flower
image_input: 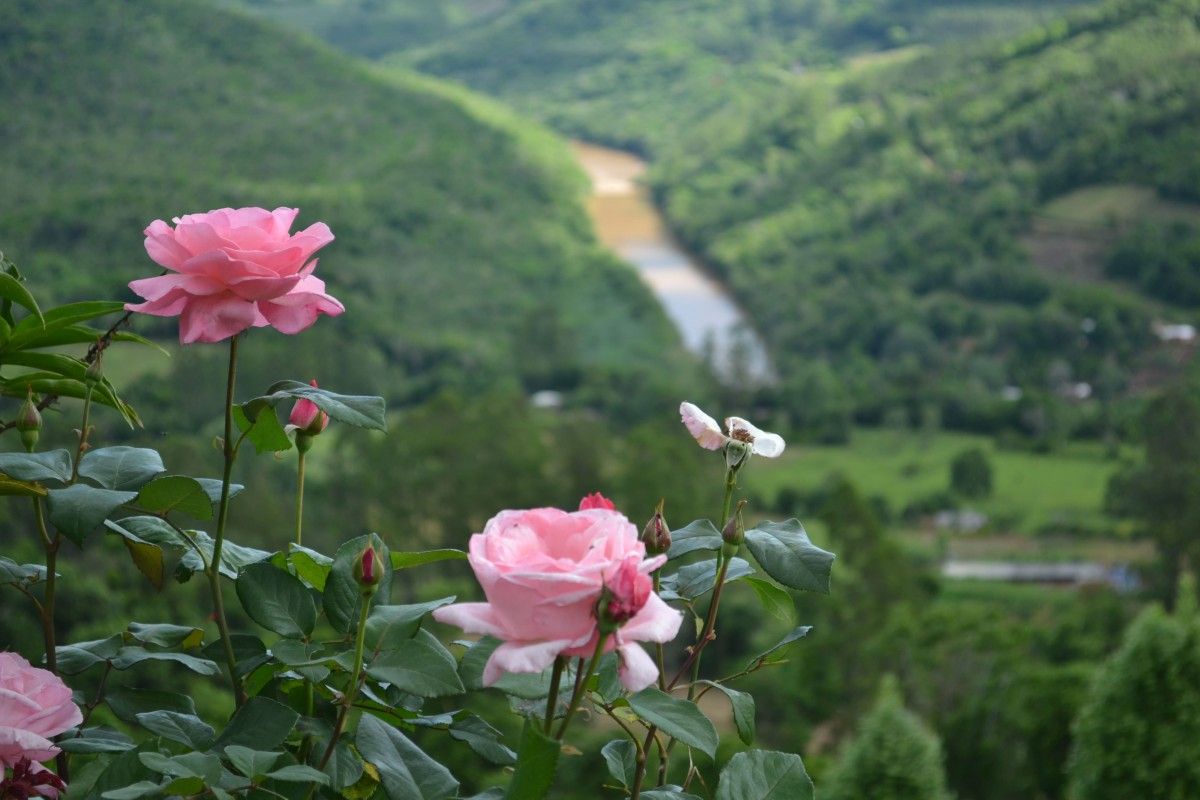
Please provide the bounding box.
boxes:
[679,402,785,458]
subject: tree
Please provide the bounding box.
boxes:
[1105,384,1200,609]
[825,676,950,800]
[1067,607,1200,800]
[950,447,993,499]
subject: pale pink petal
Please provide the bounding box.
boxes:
[129,273,224,301]
[726,416,786,458]
[619,593,683,643]
[431,603,507,639]
[178,294,260,344]
[257,273,345,335]
[482,639,574,686]
[616,644,659,692]
[0,727,58,767]
[125,289,192,318]
[21,697,81,738]
[680,402,727,450]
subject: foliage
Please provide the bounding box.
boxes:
[1067,606,1200,800]
[824,676,950,800]
[950,447,994,499]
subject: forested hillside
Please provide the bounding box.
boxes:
[654,0,1200,439]
[0,0,693,413]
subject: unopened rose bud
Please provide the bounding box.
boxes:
[578,492,616,511]
[721,500,747,555]
[641,499,671,556]
[724,438,752,470]
[16,390,41,452]
[598,556,651,632]
[289,380,329,453]
[355,544,381,595]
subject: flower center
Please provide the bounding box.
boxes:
[730,428,755,443]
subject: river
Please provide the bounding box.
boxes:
[570,142,773,385]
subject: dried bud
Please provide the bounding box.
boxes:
[578,492,616,511]
[597,556,651,632]
[355,544,381,594]
[641,499,671,556]
[721,500,747,553]
[288,380,329,440]
[16,390,41,452]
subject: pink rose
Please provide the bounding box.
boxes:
[433,506,683,692]
[126,207,343,344]
[0,653,82,769]
[601,556,652,626]
[578,493,616,511]
[287,380,329,435]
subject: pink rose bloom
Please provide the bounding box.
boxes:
[578,492,616,511]
[602,556,652,626]
[433,505,682,692]
[287,380,329,435]
[126,207,343,344]
[0,653,82,769]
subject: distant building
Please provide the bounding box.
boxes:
[529,390,563,410]
[934,509,988,533]
[1153,322,1197,343]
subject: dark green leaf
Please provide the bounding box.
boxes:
[127,622,203,649]
[110,647,219,675]
[628,688,718,758]
[0,272,42,322]
[236,562,316,638]
[602,739,636,788]
[389,549,467,570]
[667,519,723,559]
[55,635,122,675]
[135,711,214,750]
[448,716,515,766]
[266,765,330,785]
[503,720,559,800]
[457,637,554,699]
[203,634,269,677]
[58,728,135,754]
[287,543,332,590]
[117,528,165,591]
[223,747,281,779]
[86,745,158,800]
[78,447,165,491]
[751,626,813,665]
[0,474,47,497]
[324,533,392,634]
[714,750,814,800]
[0,557,46,585]
[356,714,458,800]
[135,476,213,519]
[0,450,72,483]
[365,597,455,651]
[742,520,835,594]
[367,637,465,698]
[319,738,364,791]
[641,788,703,800]
[47,485,138,544]
[194,478,244,504]
[9,301,123,347]
[244,381,387,432]
[660,558,754,601]
[107,688,196,724]
[697,681,756,745]
[212,697,299,752]
[100,781,163,800]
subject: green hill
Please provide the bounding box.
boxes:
[651,0,1200,436]
[0,0,691,412]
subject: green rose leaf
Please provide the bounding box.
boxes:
[324,533,392,634]
[235,561,317,638]
[390,549,467,570]
[232,405,292,455]
[285,543,333,590]
[457,637,554,699]
[742,519,835,594]
[602,739,636,788]
[448,715,516,766]
[100,781,163,800]
[503,720,559,800]
[106,688,196,724]
[211,696,299,752]
[55,635,122,674]
[356,713,459,800]
[743,577,795,624]
[642,789,703,800]
[714,750,814,800]
[0,474,47,497]
[0,271,43,322]
[78,446,165,491]
[660,557,754,601]
[366,635,465,698]
[0,450,72,483]
[244,381,387,431]
[266,765,331,785]
[110,647,219,676]
[696,681,756,744]
[127,622,203,649]
[750,625,813,666]
[628,688,719,759]
[222,746,280,779]
[0,557,47,586]
[365,597,456,651]
[136,476,213,520]
[57,727,135,754]
[135,711,215,750]
[667,519,723,559]
[47,485,138,545]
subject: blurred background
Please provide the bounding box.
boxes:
[3,0,1200,797]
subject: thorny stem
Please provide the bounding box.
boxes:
[554,633,609,740]
[544,657,567,734]
[209,335,245,706]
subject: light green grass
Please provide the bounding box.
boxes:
[1039,184,1200,228]
[752,427,1126,535]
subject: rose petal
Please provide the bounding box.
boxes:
[481,639,575,686]
[680,402,727,450]
[726,416,786,458]
[178,293,260,344]
[431,603,507,639]
[616,644,660,692]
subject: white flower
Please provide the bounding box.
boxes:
[679,402,785,458]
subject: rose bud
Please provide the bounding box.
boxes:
[83,351,104,386]
[288,379,329,453]
[578,492,616,511]
[721,500,748,556]
[598,556,652,632]
[16,390,42,452]
[354,544,382,595]
[641,499,671,556]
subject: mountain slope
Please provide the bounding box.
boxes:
[0,0,691,409]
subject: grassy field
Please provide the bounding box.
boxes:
[753,427,1128,537]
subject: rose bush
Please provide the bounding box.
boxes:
[126,207,342,343]
[432,503,682,692]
